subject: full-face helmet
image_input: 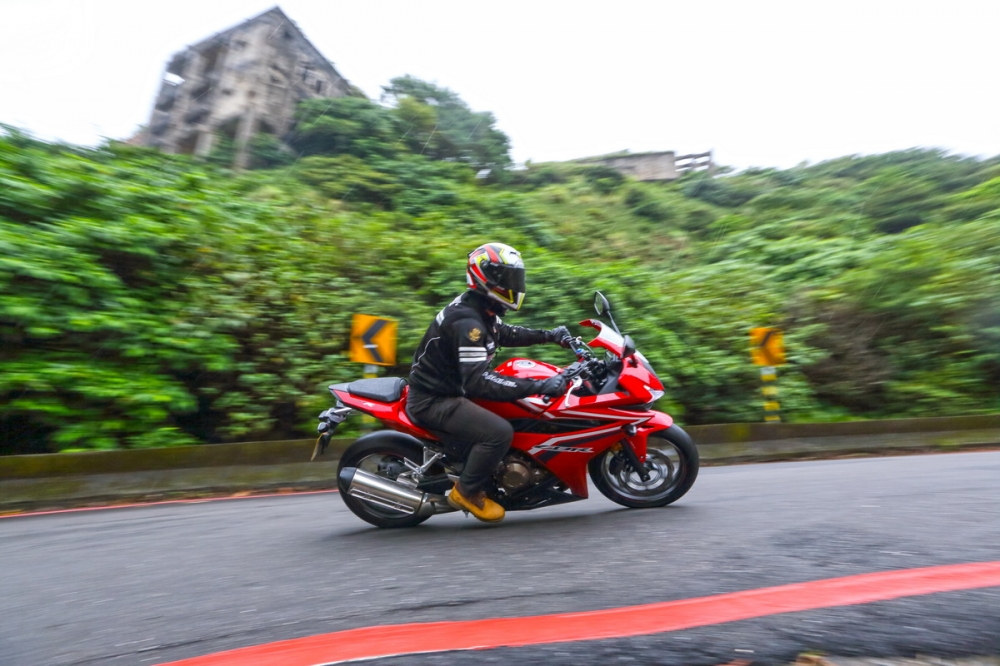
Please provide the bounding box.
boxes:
[466,243,526,311]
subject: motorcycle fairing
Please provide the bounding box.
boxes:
[506,401,672,497]
[578,318,626,356]
[512,425,624,497]
[331,385,438,440]
[632,410,674,453]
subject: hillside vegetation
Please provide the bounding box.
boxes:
[2,78,999,453]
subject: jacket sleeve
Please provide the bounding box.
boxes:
[494,316,548,348]
[453,317,539,401]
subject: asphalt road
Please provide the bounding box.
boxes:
[2,451,999,666]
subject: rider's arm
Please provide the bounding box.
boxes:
[493,316,547,348]
[453,318,539,400]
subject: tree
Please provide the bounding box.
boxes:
[288,96,398,159]
[382,75,512,170]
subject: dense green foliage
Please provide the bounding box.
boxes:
[289,75,510,172]
[2,80,999,453]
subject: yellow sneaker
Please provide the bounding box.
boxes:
[447,484,505,523]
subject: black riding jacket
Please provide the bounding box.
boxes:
[409,291,547,401]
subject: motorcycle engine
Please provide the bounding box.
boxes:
[497,453,549,494]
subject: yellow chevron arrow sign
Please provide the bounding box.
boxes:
[350,314,397,366]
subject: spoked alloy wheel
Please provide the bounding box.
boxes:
[337,437,432,528]
[588,424,699,508]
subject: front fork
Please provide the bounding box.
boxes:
[618,424,651,482]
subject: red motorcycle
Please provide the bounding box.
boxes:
[315,292,698,528]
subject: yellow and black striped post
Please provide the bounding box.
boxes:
[760,365,781,422]
[750,327,785,424]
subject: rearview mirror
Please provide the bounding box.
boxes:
[594,291,611,316]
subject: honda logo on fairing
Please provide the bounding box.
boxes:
[527,424,623,455]
[528,442,594,454]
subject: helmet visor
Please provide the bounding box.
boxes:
[487,265,526,293]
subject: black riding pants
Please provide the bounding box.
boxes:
[406,391,514,495]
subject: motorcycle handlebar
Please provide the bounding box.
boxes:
[540,355,608,404]
[566,336,592,359]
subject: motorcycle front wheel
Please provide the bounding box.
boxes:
[588,424,699,508]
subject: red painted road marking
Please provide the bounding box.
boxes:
[159,561,1000,666]
[0,489,338,520]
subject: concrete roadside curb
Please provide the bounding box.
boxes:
[690,414,1000,463]
[2,414,998,510]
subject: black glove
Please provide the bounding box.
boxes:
[545,325,573,348]
[534,372,568,397]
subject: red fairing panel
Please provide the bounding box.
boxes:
[473,398,550,421]
[499,409,673,497]
[579,319,625,357]
[628,410,674,460]
[616,357,664,403]
[333,387,437,440]
[510,427,626,498]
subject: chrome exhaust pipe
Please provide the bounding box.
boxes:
[339,467,453,517]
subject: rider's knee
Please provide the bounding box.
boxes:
[495,419,514,446]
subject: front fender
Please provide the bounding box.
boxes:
[628,411,674,461]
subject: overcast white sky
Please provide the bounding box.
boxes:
[1,0,998,169]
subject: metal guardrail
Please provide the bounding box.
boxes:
[2,415,998,509]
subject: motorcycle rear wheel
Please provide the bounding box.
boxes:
[588,424,699,508]
[337,437,433,529]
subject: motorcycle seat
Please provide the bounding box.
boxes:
[345,377,407,403]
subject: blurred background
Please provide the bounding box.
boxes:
[2,1,999,455]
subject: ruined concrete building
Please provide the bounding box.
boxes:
[576,150,714,181]
[144,7,351,167]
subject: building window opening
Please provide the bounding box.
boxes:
[202,43,226,77]
[189,81,212,101]
[176,132,200,155]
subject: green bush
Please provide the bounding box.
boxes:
[2,110,999,454]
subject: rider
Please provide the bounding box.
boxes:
[406,243,572,523]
